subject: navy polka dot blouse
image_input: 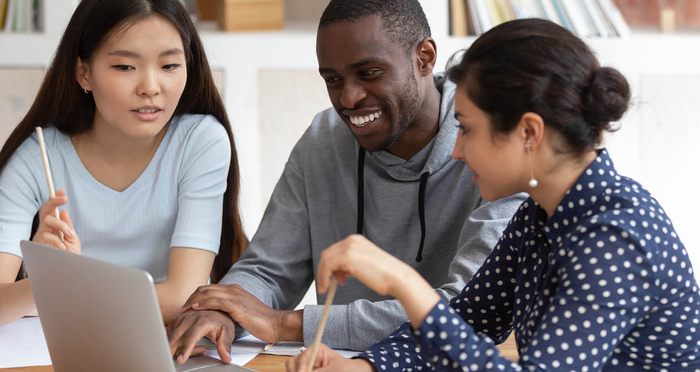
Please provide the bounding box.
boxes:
[357,150,700,371]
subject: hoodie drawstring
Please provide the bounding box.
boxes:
[357,148,365,235]
[415,172,429,262]
[356,148,429,262]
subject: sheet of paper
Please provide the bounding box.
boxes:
[207,334,361,359]
[335,350,362,358]
[0,317,260,369]
[0,317,358,369]
[0,317,52,368]
[204,348,259,367]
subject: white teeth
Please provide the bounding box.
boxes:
[349,110,382,127]
[137,109,158,113]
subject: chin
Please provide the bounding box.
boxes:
[131,122,169,136]
[478,187,512,202]
[354,136,386,152]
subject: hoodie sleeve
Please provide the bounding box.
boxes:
[218,157,315,338]
[438,193,529,301]
[301,193,528,351]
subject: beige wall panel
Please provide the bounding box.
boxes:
[258,70,330,211]
[285,0,330,24]
[0,69,46,147]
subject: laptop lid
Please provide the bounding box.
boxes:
[20,240,252,372]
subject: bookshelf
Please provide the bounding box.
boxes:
[448,0,700,37]
[0,0,699,275]
[1,0,43,33]
[448,0,632,37]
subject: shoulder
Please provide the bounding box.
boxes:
[171,114,228,142]
[169,114,230,155]
[2,127,66,176]
[562,177,673,270]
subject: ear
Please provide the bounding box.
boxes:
[76,57,90,91]
[415,37,437,77]
[517,112,545,150]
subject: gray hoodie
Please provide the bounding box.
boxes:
[219,74,525,350]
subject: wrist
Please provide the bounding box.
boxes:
[279,309,304,342]
[389,263,425,300]
[354,357,378,372]
[391,267,441,328]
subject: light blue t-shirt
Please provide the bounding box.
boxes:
[0,114,231,282]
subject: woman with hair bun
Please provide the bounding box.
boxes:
[288,18,700,371]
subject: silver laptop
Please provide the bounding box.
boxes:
[20,240,255,372]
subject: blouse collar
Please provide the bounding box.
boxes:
[539,149,621,247]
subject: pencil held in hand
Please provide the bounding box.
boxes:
[35,127,64,243]
[307,276,338,372]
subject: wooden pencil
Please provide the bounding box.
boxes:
[35,127,64,242]
[306,277,338,372]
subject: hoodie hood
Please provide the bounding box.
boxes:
[366,72,458,182]
[356,72,458,261]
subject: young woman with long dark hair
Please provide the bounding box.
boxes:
[0,0,246,326]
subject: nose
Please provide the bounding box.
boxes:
[452,137,464,162]
[137,69,160,97]
[339,79,366,109]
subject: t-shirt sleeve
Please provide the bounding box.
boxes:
[0,138,45,258]
[170,116,231,254]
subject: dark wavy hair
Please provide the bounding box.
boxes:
[449,19,631,155]
[2,0,246,283]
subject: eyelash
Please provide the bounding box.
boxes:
[360,69,379,77]
[455,124,469,134]
[111,64,182,71]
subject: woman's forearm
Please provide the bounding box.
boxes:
[391,265,442,329]
[155,281,196,325]
[0,279,36,326]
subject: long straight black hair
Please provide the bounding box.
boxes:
[2,0,247,283]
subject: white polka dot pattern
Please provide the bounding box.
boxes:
[356,150,700,371]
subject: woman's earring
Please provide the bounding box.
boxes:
[525,141,538,188]
[84,86,89,94]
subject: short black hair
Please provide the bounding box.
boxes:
[319,0,431,53]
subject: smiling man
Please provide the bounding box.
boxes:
[167,0,525,361]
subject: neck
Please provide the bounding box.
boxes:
[73,116,168,165]
[528,150,598,218]
[386,78,441,160]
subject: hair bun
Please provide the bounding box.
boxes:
[582,67,631,132]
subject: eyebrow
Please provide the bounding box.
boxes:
[107,48,184,58]
[350,57,383,69]
[319,57,385,75]
[454,111,468,119]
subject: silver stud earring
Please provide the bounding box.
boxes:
[525,141,538,188]
[84,85,89,94]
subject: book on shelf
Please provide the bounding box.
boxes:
[449,0,631,37]
[612,0,700,30]
[450,0,468,37]
[2,0,42,33]
[0,0,7,30]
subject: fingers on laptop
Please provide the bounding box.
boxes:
[168,310,234,364]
